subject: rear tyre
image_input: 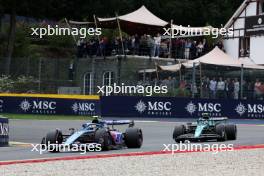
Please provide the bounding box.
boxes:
[45,130,63,152]
[125,128,143,148]
[225,124,237,140]
[173,125,185,143]
[94,129,112,151]
[216,124,227,141]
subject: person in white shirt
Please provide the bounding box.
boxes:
[234,78,240,99]
[209,77,217,98]
[153,33,161,57]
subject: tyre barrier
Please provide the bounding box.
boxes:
[0,116,9,147]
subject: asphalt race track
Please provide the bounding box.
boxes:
[0,118,264,161]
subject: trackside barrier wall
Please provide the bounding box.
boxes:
[100,96,264,119]
[0,94,100,116]
[0,117,8,146]
[0,94,264,119]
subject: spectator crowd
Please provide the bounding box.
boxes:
[138,76,264,100]
[76,33,224,59]
[193,77,264,100]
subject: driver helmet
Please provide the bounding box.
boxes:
[202,113,210,119]
[92,116,100,123]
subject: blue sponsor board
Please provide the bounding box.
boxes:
[0,96,100,116]
[100,96,264,119]
[0,117,9,146]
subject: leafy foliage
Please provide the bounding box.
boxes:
[1,0,243,27]
[0,75,38,93]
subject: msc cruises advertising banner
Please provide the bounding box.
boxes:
[101,96,264,119]
[0,96,100,116]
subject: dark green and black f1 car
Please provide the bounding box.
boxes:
[173,114,237,143]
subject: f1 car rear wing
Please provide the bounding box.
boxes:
[210,117,228,121]
[104,120,134,127]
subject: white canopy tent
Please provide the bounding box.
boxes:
[97,6,168,27]
[158,47,264,71]
[158,64,181,72]
[138,68,157,73]
[97,5,168,55]
[184,47,264,69]
[238,57,256,65]
[182,47,243,68]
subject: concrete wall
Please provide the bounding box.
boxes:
[223,38,239,59]
[250,37,264,64]
[75,56,175,94]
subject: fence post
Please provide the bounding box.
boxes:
[38,58,42,93]
[192,62,196,98]
[240,64,244,99]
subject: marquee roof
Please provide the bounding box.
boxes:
[97,6,168,26]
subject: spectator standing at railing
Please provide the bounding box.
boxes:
[254,79,262,99]
[135,34,140,55]
[147,35,155,58]
[87,39,92,58]
[209,77,217,98]
[216,77,226,99]
[160,41,169,58]
[196,41,204,57]
[201,76,209,98]
[139,34,147,56]
[226,78,234,99]
[202,38,208,54]
[123,37,130,53]
[76,39,82,58]
[153,33,161,57]
[174,39,181,58]
[83,40,88,58]
[131,35,136,55]
[112,37,119,54]
[234,78,240,99]
[247,81,254,99]
[190,41,197,59]
[242,80,249,99]
[97,37,107,57]
[184,39,192,59]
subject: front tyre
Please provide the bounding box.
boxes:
[173,125,185,143]
[45,130,63,152]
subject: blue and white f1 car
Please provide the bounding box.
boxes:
[41,117,143,152]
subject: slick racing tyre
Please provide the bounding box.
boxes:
[45,129,63,152]
[173,125,185,143]
[125,128,143,148]
[95,129,112,151]
[216,124,227,141]
[225,124,237,140]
